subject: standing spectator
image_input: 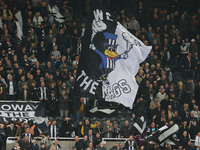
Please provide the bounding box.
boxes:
[180,104,190,123]
[81,119,96,136]
[0,123,5,150]
[29,81,38,101]
[102,120,114,138]
[51,45,61,62]
[59,117,73,137]
[59,90,69,118]
[49,120,59,139]
[195,132,200,149]
[186,78,195,101]
[120,120,130,138]
[5,121,17,137]
[47,91,59,117]
[18,84,30,101]
[37,82,49,110]
[190,15,199,38]
[149,97,159,112]
[190,39,199,57]
[33,12,44,28]
[179,131,190,149]
[189,120,200,140]
[152,103,162,125]
[180,40,189,64]
[93,121,103,136]
[22,128,34,143]
[135,1,147,28]
[156,89,166,102]
[182,53,192,78]
[192,52,200,80]
[169,37,180,68]
[93,133,102,148]
[75,97,85,125]
[7,74,17,100]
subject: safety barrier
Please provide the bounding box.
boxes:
[7,137,128,150]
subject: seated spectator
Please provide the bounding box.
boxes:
[40,132,51,149]
[118,143,125,150]
[53,139,61,150]
[11,142,21,150]
[74,136,83,150]
[97,142,106,150]
[31,139,39,150]
[124,135,137,150]
[82,135,89,150]
[39,143,47,150]
[22,128,34,143]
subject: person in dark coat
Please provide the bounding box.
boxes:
[76,121,83,137]
[47,91,59,117]
[179,131,190,149]
[31,139,39,150]
[93,133,102,148]
[74,136,83,150]
[29,81,38,101]
[59,117,73,137]
[0,123,5,150]
[59,90,69,118]
[5,121,17,137]
[180,104,190,124]
[120,120,130,138]
[152,102,161,125]
[189,120,200,139]
[81,135,89,150]
[18,84,30,101]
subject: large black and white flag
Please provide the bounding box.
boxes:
[147,124,179,146]
[74,1,151,109]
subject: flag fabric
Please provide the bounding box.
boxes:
[147,124,179,145]
[34,104,48,134]
[15,11,23,39]
[74,1,151,109]
[133,116,147,135]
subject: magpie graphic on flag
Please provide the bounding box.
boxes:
[74,1,151,109]
[34,104,48,135]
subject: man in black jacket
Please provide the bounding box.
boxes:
[59,117,73,137]
[120,120,130,138]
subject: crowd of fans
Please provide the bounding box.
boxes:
[0,0,199,149]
